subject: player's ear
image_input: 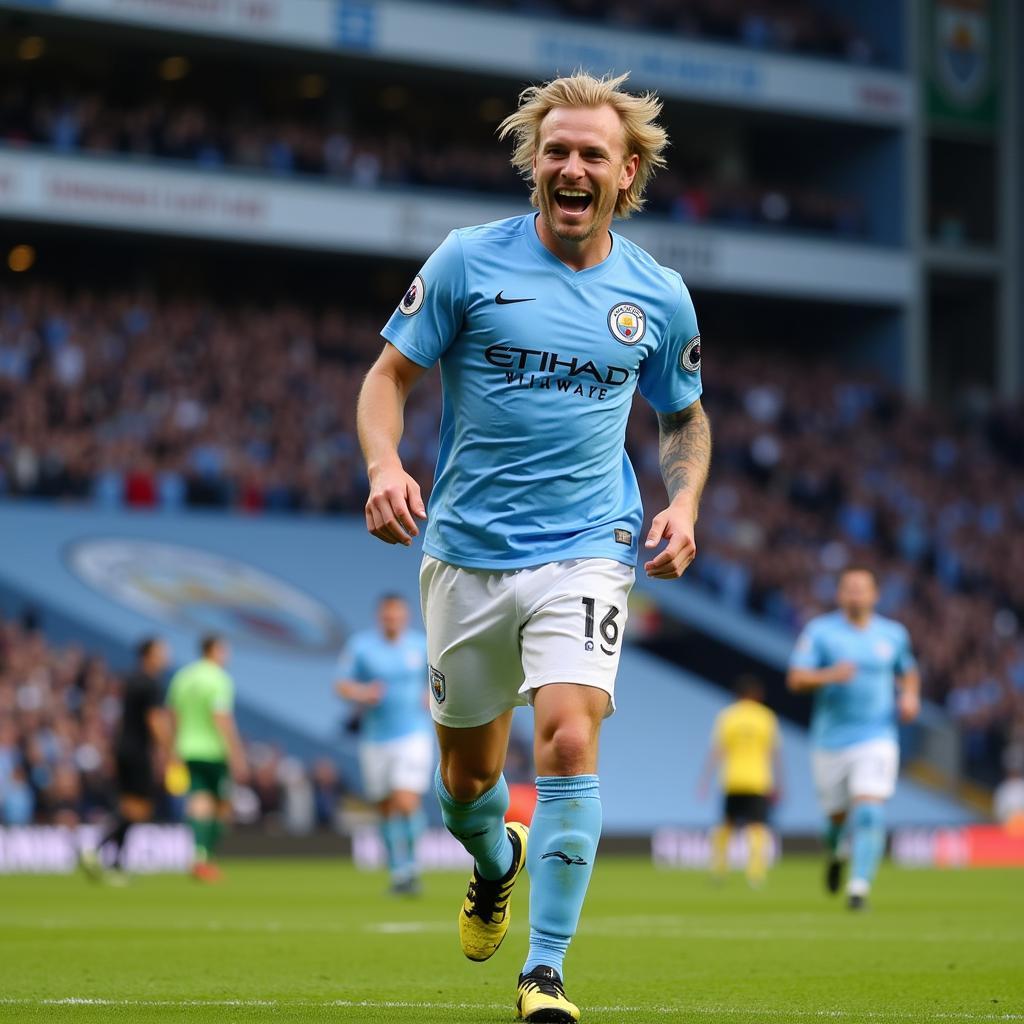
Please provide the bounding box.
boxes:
[619,152,639,191]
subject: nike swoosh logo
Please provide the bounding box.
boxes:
[495,291,536,304]
[541,850,588,866]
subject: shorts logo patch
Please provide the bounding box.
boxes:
[614,528,632,546]
[680,334,701,373]
[399,275,425,316]
[429,665,445,704]
[608,302,646,345]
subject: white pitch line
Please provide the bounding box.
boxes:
[15,917,1016,945]
[0,997,1020,1020]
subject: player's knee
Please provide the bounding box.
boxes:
[441,762,500,803]
[537,723,595,775]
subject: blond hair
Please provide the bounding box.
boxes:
[497,71,668,219]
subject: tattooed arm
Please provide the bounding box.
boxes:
[643,399,712,580]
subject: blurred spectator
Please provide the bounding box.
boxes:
[1,82,865,241]
[0,612,350,827]
[2,276,1024,789]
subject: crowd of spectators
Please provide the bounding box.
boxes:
[0,610,348,827]
[476,0,885,65]
[2,280,1022,789]
[0,84,868,240]
[629,355,1024,786]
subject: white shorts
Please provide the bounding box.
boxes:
[812,737,899,816]
[419,555,635,729]
[358,731,434,803]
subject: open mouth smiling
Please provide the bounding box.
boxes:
[553,188,594,214]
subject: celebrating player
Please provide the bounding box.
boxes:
[166,634,249,883]
[335,593,432,895]
[787,567,920,910]
[357,71,711,1022]
[698,676,781,887]
[81,636,171,882]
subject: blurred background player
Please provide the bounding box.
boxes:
[335,593,432,895]
[167,634,249,882]
[787,567,920,910]
[698,675,780,887]
[80,635,171,881]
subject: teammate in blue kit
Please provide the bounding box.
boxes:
[335,593,432,895]
[357,72,712,1022]
[787,567,920,911]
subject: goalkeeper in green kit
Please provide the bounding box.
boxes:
[166,634,249,882]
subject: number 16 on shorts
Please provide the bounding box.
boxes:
[582,597,620,656]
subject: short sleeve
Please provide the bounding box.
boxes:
[337,639,372,682]
[894,626,917,675]
[144,678,163,712]
[165,671,180,709]
[211,672,234,714]
[336,643,356,679]
[380,230,467,367]
[638,277,702,414]
[789,624,825,670]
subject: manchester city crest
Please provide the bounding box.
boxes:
[935,0,991,108]
[608,302,646,345]
[399,274,425,316]
[429,665,446,704]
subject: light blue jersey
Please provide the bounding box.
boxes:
[337,629,430,743]
[790,611,917,751]
[381,213,702,570]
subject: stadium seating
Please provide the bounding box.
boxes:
[1,279,1021,790]
[0,85,866,239]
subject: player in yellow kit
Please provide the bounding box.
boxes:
[698,676,781,886]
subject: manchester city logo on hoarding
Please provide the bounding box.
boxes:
[65,539,344,654]
[935,0,991,108]
[607,302,646,345]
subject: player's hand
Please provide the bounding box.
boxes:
[361,682,385,706]
[898,688,920,723]
[365,460,427,546]
[230,756,250,786]
[643,501,697,580]
[829,661,857,683]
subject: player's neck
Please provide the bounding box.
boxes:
[842,610,872,628]
[535,214,612,271]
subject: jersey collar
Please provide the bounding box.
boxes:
[526,213,623,285]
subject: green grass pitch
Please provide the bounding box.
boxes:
[1,857,1021,1022]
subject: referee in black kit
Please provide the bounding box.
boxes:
[81,636,171,881]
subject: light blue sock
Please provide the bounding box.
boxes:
[434,766,512,881]
[380,816,406,878]
[523,775,602,979]
[401,809,427,874]
[825,820,845,858]
[849,802,885,891]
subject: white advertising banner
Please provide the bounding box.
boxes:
[650,827,779,869]
[6,0,912,124]
[0,825,193,873]
[0,150,912,303]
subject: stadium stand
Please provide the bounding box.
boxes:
[0,84,867,239]
[0,276,1021,790]
[0,609,350,827]
[468,0,886,66]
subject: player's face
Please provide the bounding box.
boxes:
[147,641,170,674]
[378,599,409,638]
[532,104,639,245]
[837,571,878,617]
